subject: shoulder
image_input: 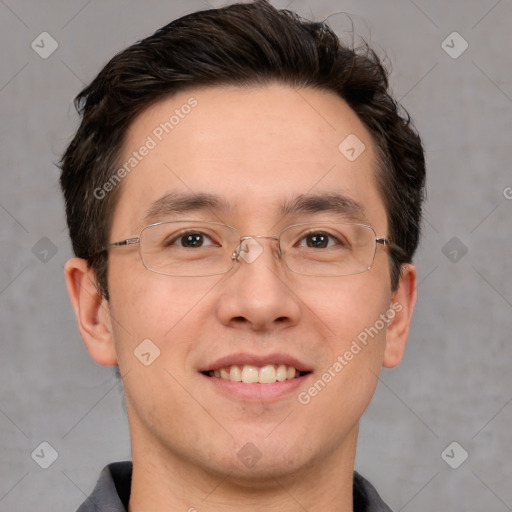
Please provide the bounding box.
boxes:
[353,471,393,512]
[75,461,132,512]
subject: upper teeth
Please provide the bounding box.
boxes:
[210,364,299,384]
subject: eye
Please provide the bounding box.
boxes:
[166,230,217,248]
[298,231,342,249]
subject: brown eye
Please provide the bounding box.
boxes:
[181,233,206,247]
[164,230,217,248]
[299,231,341,249]
[306,233,329,248]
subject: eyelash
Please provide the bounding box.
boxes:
[163,229,348,249]
[298,226,349,243]
[164,230,218,247]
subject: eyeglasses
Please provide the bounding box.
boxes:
[102,220,396,277]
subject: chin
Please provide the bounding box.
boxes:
[198,430,317,485]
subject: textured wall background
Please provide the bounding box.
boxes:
[1,1,511,510]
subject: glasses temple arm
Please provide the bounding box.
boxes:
[101,237,140,251]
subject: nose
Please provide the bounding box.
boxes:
[216,236,301,332]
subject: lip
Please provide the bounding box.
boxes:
[198,352,314,403]
[199,371,313,402]
[198,352,312,373]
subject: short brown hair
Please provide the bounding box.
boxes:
[60,0,425,298]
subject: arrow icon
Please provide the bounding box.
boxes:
[31,32,59,59]
[441,32,468,59]
[441,441,468,469]
[32,237,58,263]
[236,442,262,467]
[31,441,58,468]
[339,134,365,161]
[442,236,467,263]
[134,339,160,365]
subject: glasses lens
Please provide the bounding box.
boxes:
[140,221,239,276]
[280,223,377,276]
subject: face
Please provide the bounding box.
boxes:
[82,84,414,483]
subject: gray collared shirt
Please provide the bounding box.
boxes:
[76,461,392,512]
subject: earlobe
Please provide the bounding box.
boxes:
[382,264,417,368]
[64,257,118,366]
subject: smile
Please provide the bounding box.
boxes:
[204,364,310,384]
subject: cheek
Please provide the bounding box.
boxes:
[299,275,391,347]
[108,267,224,362]
[295,279,390,433]
[297,276,390,399]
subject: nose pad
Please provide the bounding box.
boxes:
[232,236,279,265]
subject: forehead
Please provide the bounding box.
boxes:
[111,83,386,234]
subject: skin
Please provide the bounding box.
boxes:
[65,83,417,512]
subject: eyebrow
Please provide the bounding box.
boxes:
[142,191,367,225]
[143,192,231,224]
[279,193,367,222]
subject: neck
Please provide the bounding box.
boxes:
[127,423,359,512]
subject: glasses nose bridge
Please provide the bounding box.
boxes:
[240,234,280,242]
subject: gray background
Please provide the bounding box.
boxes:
[1,0,511,510]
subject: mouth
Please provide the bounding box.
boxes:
[202,364,311,384]
[199,353,313,401]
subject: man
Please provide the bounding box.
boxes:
[60,1,425,510]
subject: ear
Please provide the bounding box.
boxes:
[382,263,417,368]
[64,257,118,366]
